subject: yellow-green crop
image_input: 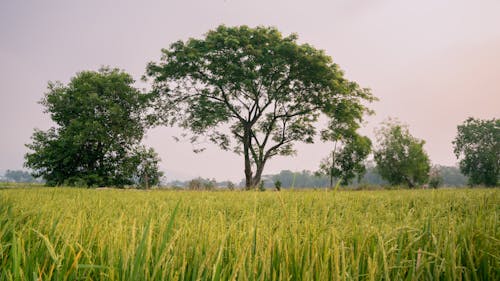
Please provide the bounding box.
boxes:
[1,188,498,280]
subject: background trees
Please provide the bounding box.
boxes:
[24,68,162,187]
[374,120,430,187]
[146,25,374,189]
[453,117,499,186]
[318,131,371,187]
[3,170,37,183]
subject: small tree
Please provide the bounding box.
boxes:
[453,117,499,187]
[318,129,371,188]
[374,120,430,188]
[127,146,163,189]
[274,180,282,191]
[226,181,236,190]
[428,166,443,188]
[146,25,374,189]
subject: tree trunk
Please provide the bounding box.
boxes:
[251,161,266,188]
[243,127,253,190]
[405,176,415,188]
[330,143,337,189]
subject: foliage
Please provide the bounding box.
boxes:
[226,181,236,190]
[127,146,163,189]
[274,179,282,191]
[453,117,499,187]
[1,188,498,280]
[318,131,371,187]
[374,120,431,187]
[428,166,443,189]
[245,165,465,189]
[435,165,468,186]
[24,67,161,188]
[264,170,327,188]
[2,170,38,183]
[146,25,374,188]
[187,178,217,190]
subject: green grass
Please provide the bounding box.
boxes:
[0,188,498,280]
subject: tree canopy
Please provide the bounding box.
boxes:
[374,120,430,188]
[453,117,499,187]
[25,67,162,187]
[146,25,374,188]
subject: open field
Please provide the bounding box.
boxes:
[1,188,499,280]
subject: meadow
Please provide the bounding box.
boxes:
[0,188,498,280]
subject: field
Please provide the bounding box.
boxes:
[0,188,498,280]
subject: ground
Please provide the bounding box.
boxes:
[1,188,498,280]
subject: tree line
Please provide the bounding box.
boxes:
[24,25,499,188]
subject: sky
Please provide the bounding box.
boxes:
[1,0,499,182]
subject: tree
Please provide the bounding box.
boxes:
[4,170,37,183]
[318,131,371,187]
[428,165,443,188]
[126,146,163,189]
[318,118,372,187]
[374,120,430,188]
[146,25,374,189]
[453,117,499,187]
[25,67,162,187]
[436,165,468,186]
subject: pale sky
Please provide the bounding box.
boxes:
[1,0,499,181]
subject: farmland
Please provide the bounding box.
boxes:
[1,188,499,280]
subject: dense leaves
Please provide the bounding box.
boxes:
[374,120,430,187]
[25,68,162,187]
[453,117,499,186]
[147,25,374,188]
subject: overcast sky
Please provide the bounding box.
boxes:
[1,0,499,181]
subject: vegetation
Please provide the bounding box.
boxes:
[428,166,443,189]
[435,165,468,187]
[24,68,162,188]
[374,120,431,188]
[453,117,499,187]
[146,25,374,189]
[2,170,39,183]
[1,188,498,280]
[318,133,371,187]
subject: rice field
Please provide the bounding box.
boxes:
[0,188,498,280]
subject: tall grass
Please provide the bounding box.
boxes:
[0,188,498,280]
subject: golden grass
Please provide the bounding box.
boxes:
[1,188,498,280]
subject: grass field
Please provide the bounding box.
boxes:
[1,188,499,280]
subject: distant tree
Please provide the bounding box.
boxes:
[274,179,282,191]
[127,146,163,189]
[187,177,216,190]
[436,165,468,186]
[25,67,162,187]
[226,181,236,190]
[146,25,374,189]
[318,122,371,187]
[428,166,443,188]
[356,163,388,186]
[4,170,36,183]
[267,170,329,188]
[453,117,499,186]
[374,120,430,188]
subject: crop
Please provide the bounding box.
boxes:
[1,188,498,280]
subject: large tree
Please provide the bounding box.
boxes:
[146,25,374,188]
[25,67,162,187]
[453,117,499,187]
[374,120,430,188]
